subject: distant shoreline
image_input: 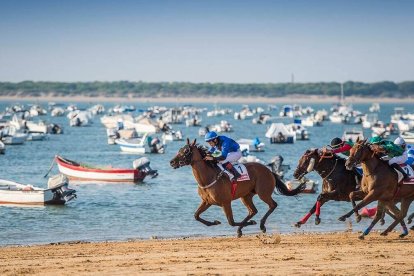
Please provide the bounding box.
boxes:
[0,95,412,104]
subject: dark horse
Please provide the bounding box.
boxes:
[293,148,364,227]
[170,139,304,237]
[343,139,412,239]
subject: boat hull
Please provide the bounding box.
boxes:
[56,156,145,183]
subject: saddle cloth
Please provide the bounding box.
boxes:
[398,164,414,184]
[223,163,250,182]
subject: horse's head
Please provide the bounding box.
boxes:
[170,138,197,169]
[294,148,320,180]
[345,138,370,170]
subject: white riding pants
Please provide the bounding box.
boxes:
[218,150,242,164]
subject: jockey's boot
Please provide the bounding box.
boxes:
[223,162,241,181]
[390,163,409,180]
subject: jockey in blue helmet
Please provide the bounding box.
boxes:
[204,131,242,180]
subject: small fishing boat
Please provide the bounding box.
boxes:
[55,155,158,183]
[285,178,318,194]
[0,174,76,205]
[0,140,5,154]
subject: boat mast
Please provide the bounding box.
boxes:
[340,82,344,105]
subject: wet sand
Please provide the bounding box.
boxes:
[1,232,413,275]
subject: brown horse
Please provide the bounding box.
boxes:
[343,139,411,239]
[293,148,364,227]
[169,138,304,237]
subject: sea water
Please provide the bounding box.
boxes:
[0,100,413,246]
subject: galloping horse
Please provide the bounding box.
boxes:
[293,148,363,227]
[343,139,412,239]
[169,139,304,237]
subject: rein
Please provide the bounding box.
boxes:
[319,158,338,180]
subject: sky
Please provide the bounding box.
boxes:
[0,0,413,83]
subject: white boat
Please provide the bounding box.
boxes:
[26,120,48,134]
[1,133,28,145]
[369,103,380,113]
[115,134,149,154]
[0,174,76,205]
[342,129,364,143]
[0,140,5,154]
[162,130,183,142]
[27,132,48,141]
[329,112,344,123]
[55,155,158,183]
[401,132,414,143]
[237,138,265,153]
[265,123,296,143]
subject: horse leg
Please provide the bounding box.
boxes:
[222,202,249,237]
[338,191,377,222]
[194,201,221,226]
[381,200,411,237]
[383,206,408,236]
[258,195,277,233]
[237,193,258,235]
[408,212,414,224]
[359,201,386,240]
[295,201,317,228]
[350,190,366,223]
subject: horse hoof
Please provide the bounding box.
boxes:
[315,218,321,225]
[248,220,257,225]
[358,235,365,240]
[380,219,385,226]
[261,226,267,233]
[408,219,412,224]
[356,216,361,223]
[380,232,388,236]
[338,216,347,222]
[237,231,243,238]
[213,220,221,225]
[410,225,414,231]
[294,222,302,228]
[399,233,408,238]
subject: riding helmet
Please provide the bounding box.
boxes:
[394,137,406,146]
[330,137,343,148]
[205,131,218,142]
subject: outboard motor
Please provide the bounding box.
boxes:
[133,157,158,178]
[267,155,290,179]
[47,174,77,202]
[106,128,119,144]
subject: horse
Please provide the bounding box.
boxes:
[343,139,412,239]
[293,148,364,227]
[169,138,305,237]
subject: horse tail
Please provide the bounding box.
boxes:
[272,172,305,196]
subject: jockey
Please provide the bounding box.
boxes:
[204,131,242,181]
[370,136,409,180]
[329,137,362,177]
[330,137,353,156]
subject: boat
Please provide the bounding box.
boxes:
[237,138,265,153]
[265,123,296,143]
[342,129,364,143]
[369,103,380,113]
[401,132,414,143]
[285,178,318,194]
[0,140,5,154]
[55,155,158,183]
[115,134,149,154]
[0,174,76,205]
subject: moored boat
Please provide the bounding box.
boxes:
[55,155,158,183]
[0,174,76,205]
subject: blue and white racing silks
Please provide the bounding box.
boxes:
[208,136,240,158]
[407,144,414,166]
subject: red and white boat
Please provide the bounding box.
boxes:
[55,155,158,183]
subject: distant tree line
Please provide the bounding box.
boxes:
[0,81,413,98]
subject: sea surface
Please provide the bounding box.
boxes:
[0,100,413,246]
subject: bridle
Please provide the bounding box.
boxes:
[296,149,339,180]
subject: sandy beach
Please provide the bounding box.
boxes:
[1,232,413,275]
[0,95,412,104]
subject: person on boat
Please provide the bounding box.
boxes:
[370,136,409,180]
[204,131,242,181]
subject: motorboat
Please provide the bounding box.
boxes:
[237,138,265,153]
[0,174,76,205]
[400,132,414,143]
[265,123,296,144]
[55,155,158,183]
[342,129,364,143]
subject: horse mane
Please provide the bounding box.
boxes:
[194,144,217,168]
